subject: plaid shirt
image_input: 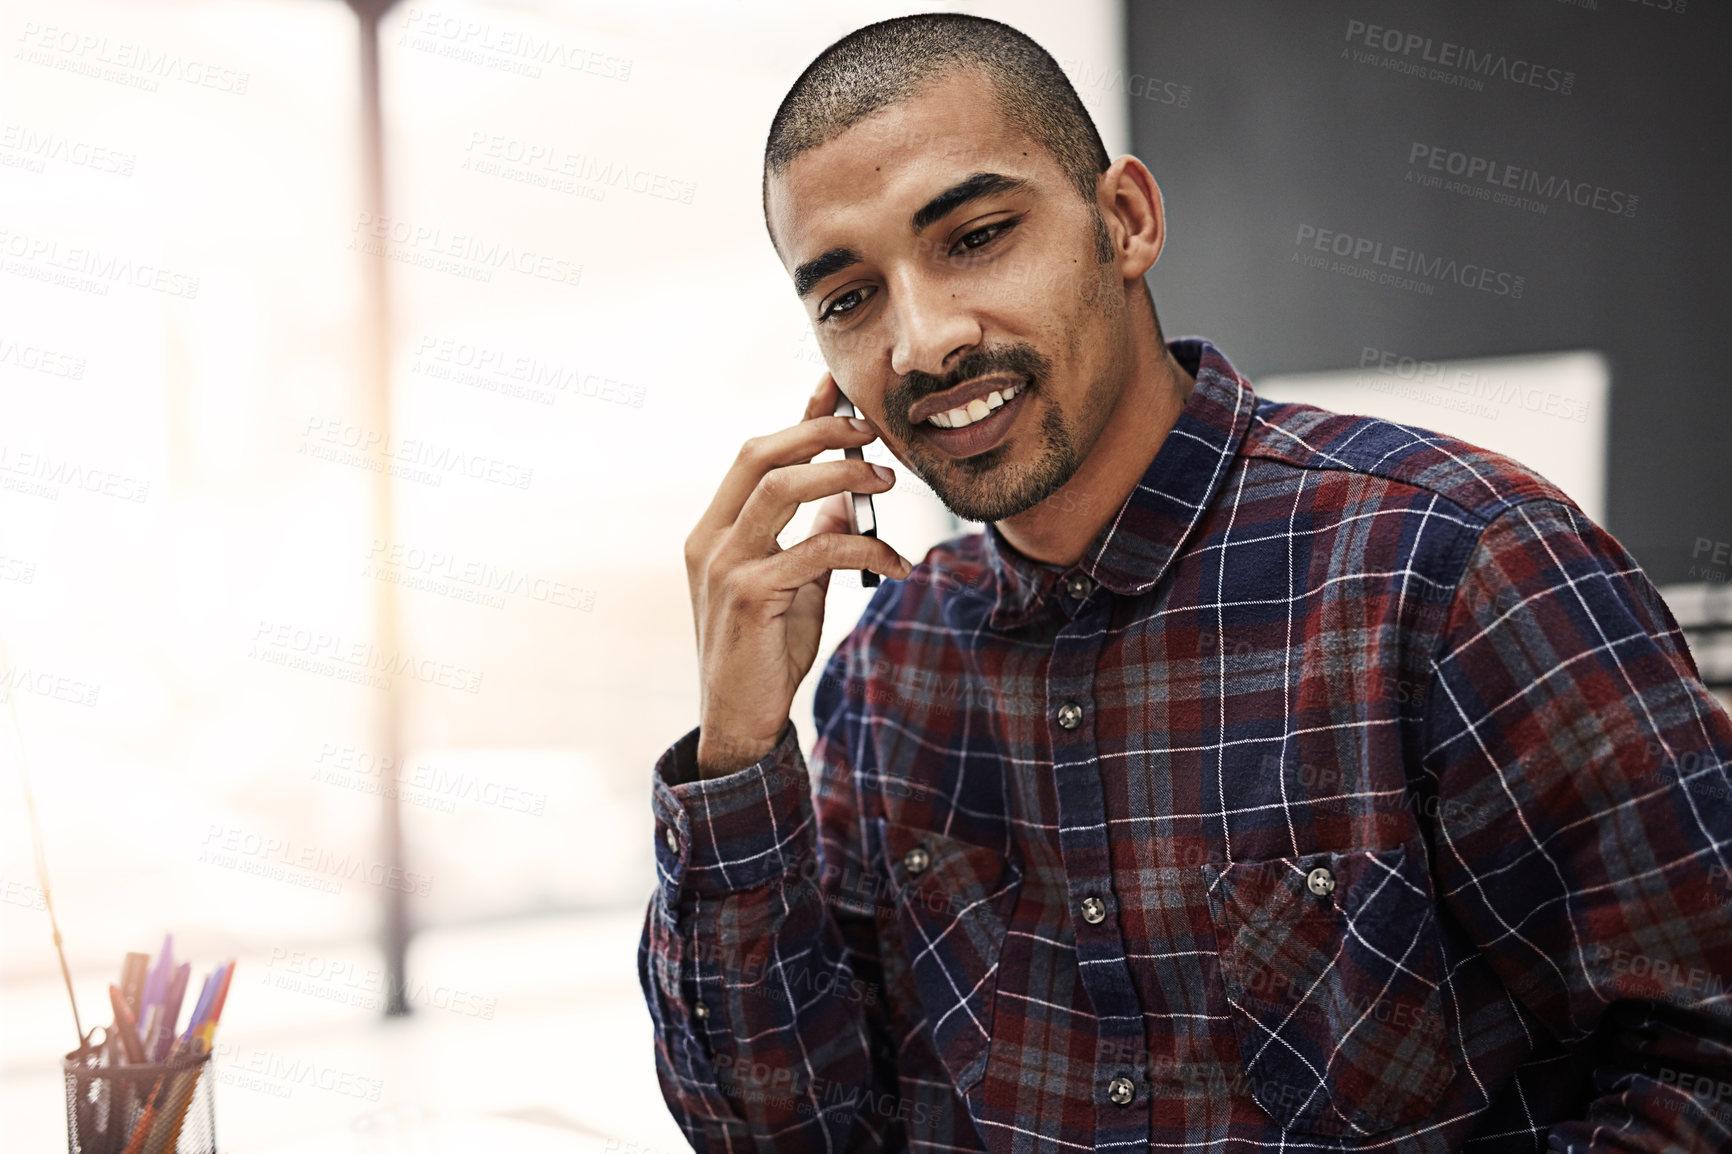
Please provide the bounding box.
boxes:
[639,338,1732,1153]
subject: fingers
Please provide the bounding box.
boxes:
[696,412,878,539]
[729,458,894,555]
[751,532,912,593]
[809,491,853,539]
[811,372,883,436]
[801,494,852,600]
[803,371,840,423]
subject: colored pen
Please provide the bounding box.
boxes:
[155,963,191,1061]
[108,984,146,1063]
[179,971,216,1048]
[196,961,235,1049]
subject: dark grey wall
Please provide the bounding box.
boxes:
[1125,0,1727,584]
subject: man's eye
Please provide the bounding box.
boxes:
[819,286,874,323]
[950,220,1016,257]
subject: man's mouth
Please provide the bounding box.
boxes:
[916,383,1028,458]
[907,370,1025,424]
[915,376,1026,429]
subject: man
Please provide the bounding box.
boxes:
[639,13,1732,1152]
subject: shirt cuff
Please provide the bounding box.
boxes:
[651,721,816,907]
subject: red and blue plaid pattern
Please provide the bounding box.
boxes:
[640,339,1732,1152]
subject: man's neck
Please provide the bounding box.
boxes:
[995,334,1197,568]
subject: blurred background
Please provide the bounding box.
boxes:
[0,0,1725,1150]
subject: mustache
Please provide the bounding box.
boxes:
[888,343,1052,426]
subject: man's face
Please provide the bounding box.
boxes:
[766,68,1132,524]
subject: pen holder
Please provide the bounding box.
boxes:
[63,1044,217,1154]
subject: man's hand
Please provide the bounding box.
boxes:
[684,372,912,778]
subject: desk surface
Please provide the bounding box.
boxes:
[253,1107,626,1154]
[3,912,689,1154]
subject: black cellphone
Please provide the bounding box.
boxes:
[833,396,880,588]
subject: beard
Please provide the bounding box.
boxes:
[881,340,1108,524]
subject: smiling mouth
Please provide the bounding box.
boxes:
[918,377,1026,429]
[917,384,1028,458]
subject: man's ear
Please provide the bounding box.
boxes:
[1096,155,1166,281]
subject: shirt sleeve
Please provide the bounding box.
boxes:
[637,645,902,1151]
[1421,497,1732,1152]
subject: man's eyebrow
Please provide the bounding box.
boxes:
[791,172,1032,301]
[793,246,863,300]
[910,171,1031,234]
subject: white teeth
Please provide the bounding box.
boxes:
[925,381,1023,428]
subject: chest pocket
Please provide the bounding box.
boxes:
[876,818,1022,1095]
[1202,841,1456,1136]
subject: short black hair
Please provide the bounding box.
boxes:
[762,14,1112,249]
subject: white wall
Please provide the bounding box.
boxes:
[1257,350,1610,524]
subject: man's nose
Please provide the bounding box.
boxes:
[888,266,980,380]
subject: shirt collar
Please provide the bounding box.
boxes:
[982,337,1256,630]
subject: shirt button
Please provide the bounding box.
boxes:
[664,827,679,854]
[693,1003,709,1020]
[1080,896,1106,924]
[902,846,930,876]
[1306,866,1335,896]
[1107,1076,1135,1106]
[1056,701,1084,730]
[1066,573,1094,600]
